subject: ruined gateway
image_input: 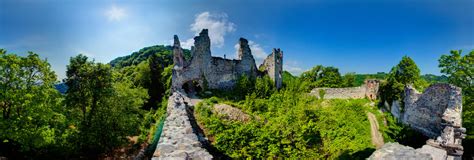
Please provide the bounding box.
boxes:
[171,29,283,93]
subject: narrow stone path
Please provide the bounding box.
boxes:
[152,92,212,160]
[367,112,384,149]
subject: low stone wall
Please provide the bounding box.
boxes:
[152,92,212,160]
[311,86,366,99]
[310,79,380,100]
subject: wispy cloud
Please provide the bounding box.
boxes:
[284,60,305,76]
[105,5,126,22]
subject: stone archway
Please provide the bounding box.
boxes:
[182,80,202,95]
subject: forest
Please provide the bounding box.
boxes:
[0,46,472,159]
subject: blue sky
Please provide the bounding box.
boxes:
[1,0,473,79]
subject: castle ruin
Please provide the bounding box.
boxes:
[171,29,283,92]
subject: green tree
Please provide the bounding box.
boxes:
[316,67,343,88]
[342,72,357,87]
[439,50,474,100]
[300,65,323,83]
[392,56,421,85]
[65,54,148,155]
[300,65,344,88]
[147,53,166,109]
[438,50,474,158]
[115,53,173,110]
[0,50,66,153]
[380,56,423,106]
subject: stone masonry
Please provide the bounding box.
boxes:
[171,29,283,92]
[372,83,467,159]
[259,48,283,89]
[310,79,380,100]
[152,92,212,160]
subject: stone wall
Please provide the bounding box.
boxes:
[171,29,283,92]
[372,83,467,159]
[402,84,463,138]
[259,48,283,89]
[152,92,212,159]
[310,79,380,100]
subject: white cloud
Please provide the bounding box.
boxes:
[105,5,126,21]
[188,12,235,48]
[284,60,305,76]
[181,38,195,49]
[234,40,268,65]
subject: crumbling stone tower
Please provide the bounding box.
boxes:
[171,29,283,92]
[259,48,283,89]
[364,79,380,100]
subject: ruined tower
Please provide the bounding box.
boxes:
[173,35,185,68]
[260,48,283,89]
[237,38,258,78]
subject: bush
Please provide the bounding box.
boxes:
[195,84,375,159]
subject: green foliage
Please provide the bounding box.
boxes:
[342,72,357,87]
[254,75,275,98]
[114,46,179,109]
[196,82,376,159]
[109,45,190,68]
[65,54,148,155]
[233,74,255,99]
[301,65,343,88]
[353,72,388,86]
[319,89,326,100]
[378,113,429,148]
[300,65,357,89]
[0,50,67,153]
[421,74,448,83]
[282,70,296,86]
[392,56,421,85]
[352,72,445,86]
[379,56,424,107]
[438,50,474,158]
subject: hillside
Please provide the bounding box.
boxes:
[109,45,191,68]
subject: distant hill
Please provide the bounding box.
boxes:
[54,83,68,94]
[421,74,448,83]
[354,72,389,85]
[109,45,191,68]
[352,72,448,86]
